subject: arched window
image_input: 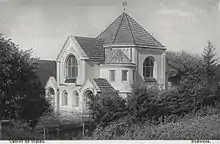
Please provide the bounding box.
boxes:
[75,92,79,107]
[62,90,68,106]
[73,91,79,107]
[143,57,154,78]
[65,55,78,80]
[48,88,55,106]
[84,90,93,111]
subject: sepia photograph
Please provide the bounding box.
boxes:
[0,0,220,142]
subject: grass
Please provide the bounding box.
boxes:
[92,113,220,140]
[145,114,220,140]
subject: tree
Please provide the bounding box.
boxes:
[166,51,204,93]
[0,35,51,125]
[166,42,220,111]
[200,41,220,106]
[202,41,219,86]
[87,92,127,128]
[215,65,220,82]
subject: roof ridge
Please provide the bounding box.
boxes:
[97,13,124,39]
[113,13,126,44]
[125,13,136,45]
[126,14,164,47]
[73,35,96,39]
[96,12,165,48]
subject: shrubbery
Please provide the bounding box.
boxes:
[89,41,220,140]
[92,107,220,140]
[2,121,43,140]
[87,92,127,128]
[0,35,51,125]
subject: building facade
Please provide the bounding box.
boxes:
[36,12,167,116]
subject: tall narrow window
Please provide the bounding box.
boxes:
[48,88,55,106]
[110,70,116,82]
[143,57,154,78]
[62,90,68,106]
[84,90,93,111]
[75,92,79,107]
[65,55,78,81]
[133,70,136,82]
[122,70,128,81]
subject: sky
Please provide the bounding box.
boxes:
[0,0,220,60]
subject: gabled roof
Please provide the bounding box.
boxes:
[93,78,116,94]
[105,49,134,64]
[97,12,165,49]
[74,36,105,61]
[35,60,56,87]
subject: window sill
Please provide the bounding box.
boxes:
[65,78,76,83]
[144,77,157,83]
[61,105,68,107]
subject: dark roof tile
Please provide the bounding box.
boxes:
[74,36,105,61]
[35,60,56,87]
[97,13,165,49]
[93,78,116,93]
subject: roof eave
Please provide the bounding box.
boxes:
[100,63,137,67]
[103,44,166,50]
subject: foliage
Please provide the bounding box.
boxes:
[33,112,95,140]
[215,65,220,82]
[87,92,127,128]
[166,50,204,87]
[0,35,51,124]
[2,121,43,140]
[142,114,220,140]
[202,41,219,86]
[93,111,220,140]
[165,41,220,112]
[128,82,220,125]
[91,41,220,140]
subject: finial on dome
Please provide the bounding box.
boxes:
[122,0,128,13]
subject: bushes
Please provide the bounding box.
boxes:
[0,35,51,122]
[92,112,220,140]
[87,92,127,128]
[141,114,220,140]
[91,42,220,140]
[34,112,96,140]
[2,121,43,140]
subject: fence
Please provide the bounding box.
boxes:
[41,121,95,140]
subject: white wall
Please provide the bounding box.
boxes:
[99,65,135,93]
[136,48,166,88]
[85,61,100,80]
[55,37,102,114]
[57,38,101,87]
[45,77,58,112]
[131,48,138,64]
[121,47,132,60]
[57,39,88,86]
[58,85,82,112]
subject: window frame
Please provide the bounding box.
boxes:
[75,92,79,107]
[62,90,68,106]
[65,55,78,80]
[48,88,55,106]
[143,57,154,78]
[133,70,136,82]
[122,70,128,81]
[109,70,116,82]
